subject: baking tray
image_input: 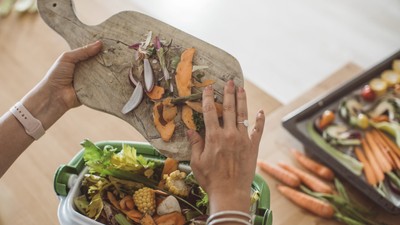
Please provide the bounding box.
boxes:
[282,50,400,214]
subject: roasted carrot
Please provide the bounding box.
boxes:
[181,105,196,130]
[376,130,400,158]
[161,158,179,177]
[388,150,400,169]
[278,162,333,194]
[291,149,335,181]
[354,146,377,186]
[153,102,176,141]
[154,212,186,225]
[257,161,301,188]
[162,98,178,122]
[146,85,165,100]
[175,48,195,97]
[277,185,335,219]
[319,110,335,129]
[371,130,396,167]
[361,139,385,183]
[365,131,392,173]
[371,115,389,123]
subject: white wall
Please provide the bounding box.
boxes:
[119,0,400,104]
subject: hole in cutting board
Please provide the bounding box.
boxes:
[53,3,57,7]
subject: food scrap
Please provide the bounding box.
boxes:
[75,140,259,225]
[122,31,218,142]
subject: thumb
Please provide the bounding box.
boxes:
[188,130,204,162]
[60,40,103,64]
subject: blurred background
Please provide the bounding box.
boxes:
[2,0,400,104]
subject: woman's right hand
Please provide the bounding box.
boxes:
[188,80,265,213]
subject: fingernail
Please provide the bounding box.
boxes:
[228,80,234,87]
[205,85,213,91]
[238,86,245,93]
[92,40,102,47]
[257,110,264,117]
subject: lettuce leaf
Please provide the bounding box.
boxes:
[81,139,158,186]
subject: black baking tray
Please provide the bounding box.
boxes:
[282,50,400,214]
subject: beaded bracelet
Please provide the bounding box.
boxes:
[206,210,252,225]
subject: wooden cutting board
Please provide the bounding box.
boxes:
[37,0,243,160]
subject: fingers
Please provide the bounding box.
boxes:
[202,85,219,130]
[250,110,265,151]
[188,129,205,162]
[236,86,248,132]
[222,80,237,129]
[60,40,103,64]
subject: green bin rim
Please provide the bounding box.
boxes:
[54,140,272,225]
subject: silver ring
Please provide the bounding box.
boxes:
[237,120,249,127]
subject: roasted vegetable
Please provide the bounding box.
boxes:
[322,125,361,146]
[164,170,190,197]
[369,78,388,96]
[134,187,156,215]
[381,70,400,87]
[339,98,363,126]
[318,110,335,130]
[308,122,363,176]
[175,48,195,97]
[361,85,376,102]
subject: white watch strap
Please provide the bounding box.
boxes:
[10,101,45,140]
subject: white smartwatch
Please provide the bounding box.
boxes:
[10,101,45,140]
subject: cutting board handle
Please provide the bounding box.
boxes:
[37,0,90,48]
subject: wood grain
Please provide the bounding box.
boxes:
[0,2,280,224]
[37,0,244,160]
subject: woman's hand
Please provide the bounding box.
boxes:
[39,40,103,110]
[188,80,265,213]
[22,41,103,129]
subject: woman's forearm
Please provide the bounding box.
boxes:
[0,83,68,177]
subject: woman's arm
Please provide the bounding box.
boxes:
[0,41,102,178]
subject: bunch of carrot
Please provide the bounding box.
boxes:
[258,149,385,225]
[354,129,400,194]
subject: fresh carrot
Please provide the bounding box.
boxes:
[257,161,301,188]
[278,162,333,194]
[277,185,335,219]
[291,149,335,181]
[365,131,392,173]
[354,146,377,186]
[376,130,400,158]
[361,139,385,183]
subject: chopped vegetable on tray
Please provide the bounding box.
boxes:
[307,59,400,204]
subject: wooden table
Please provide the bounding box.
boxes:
[0,1,399,225]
